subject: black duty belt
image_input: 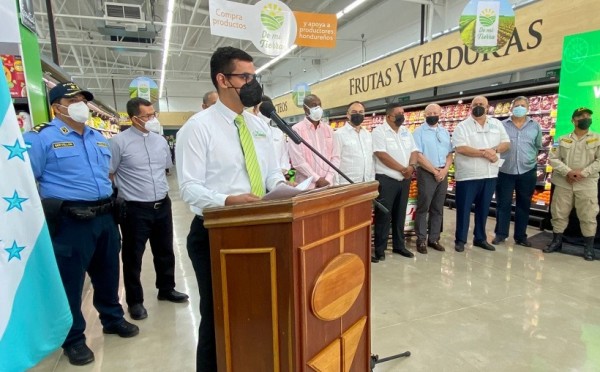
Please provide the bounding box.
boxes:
[126,196,168,210]
[62,198,114,220]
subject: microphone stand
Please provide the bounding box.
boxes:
[285,128,389,215]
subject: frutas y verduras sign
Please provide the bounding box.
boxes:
[271,0,600,117]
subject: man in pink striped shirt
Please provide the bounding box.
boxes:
[288,94,340,189]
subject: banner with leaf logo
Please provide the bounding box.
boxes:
[459,0,515,54]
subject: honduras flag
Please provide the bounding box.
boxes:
[0,70,72,369]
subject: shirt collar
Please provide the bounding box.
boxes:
[343,122,362,132]
[129,125,150,137]
[51,117,93,136]
[214,99,244,126]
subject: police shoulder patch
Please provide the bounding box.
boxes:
[97,141,109,148]
[31,123,50,133]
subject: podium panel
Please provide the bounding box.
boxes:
[203,183,378,371]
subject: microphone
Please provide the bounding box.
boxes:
[259,102,303,145]
[259,101,389,215]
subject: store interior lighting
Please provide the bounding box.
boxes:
[256,0,369,74]
[159,0,176,98]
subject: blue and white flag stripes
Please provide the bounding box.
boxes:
[0,70,72,370]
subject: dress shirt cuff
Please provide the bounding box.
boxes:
[215,193,229,207]
[581,168,591,178]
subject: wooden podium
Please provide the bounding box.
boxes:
[203,182,379,372]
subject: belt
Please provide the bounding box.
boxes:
[126,196,168,210]
[62,198,113,220]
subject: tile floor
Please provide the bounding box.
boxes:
[32,175,600,372]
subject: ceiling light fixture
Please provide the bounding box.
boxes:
[159,0,176,98]
[256,0,368,74]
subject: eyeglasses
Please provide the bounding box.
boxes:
[223,73,260,83]
[136,112,159,121]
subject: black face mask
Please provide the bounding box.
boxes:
[350,113,364,126]
[472,105,486,118]
[394,114,405,126]
[577,118,592,130]
[235,78,263,107]
[426,116,439,125]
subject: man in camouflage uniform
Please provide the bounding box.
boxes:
[545,107,600,261]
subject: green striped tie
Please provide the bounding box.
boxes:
[234,115,265,196]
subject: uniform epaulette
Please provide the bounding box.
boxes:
[31,123,50,133]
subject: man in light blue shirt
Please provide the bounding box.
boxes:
[493,96,542,247]
[413,103,453,253]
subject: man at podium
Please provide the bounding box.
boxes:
[176,47,286,371]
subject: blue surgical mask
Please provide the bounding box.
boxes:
[512,106,527,118]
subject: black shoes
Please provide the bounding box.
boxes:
[103,320,140,338]
[455,243,465,252]
[371,255,380,263]
[583,237,596,261]
[158,289,189,303]
[64,342,94,366]
[416,241,427,254]
[515,239,532,247]
[392,247,414,258]
[427,241,446,252]
[129,304,148,320]
[491,237,506,245]
[473,240,496,251]
[543,233,563,253]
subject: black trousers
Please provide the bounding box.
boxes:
[374,174,411,256]
[494,168,537,241]
[120,196,176,306]
[187,216,217,372]
[52,213,124,348]
[455,178,497,244]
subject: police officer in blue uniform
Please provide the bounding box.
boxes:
[24,82,139,366]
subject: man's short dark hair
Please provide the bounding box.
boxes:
[127,97,153,118]
[210,47,254,89]
[303,94,319,107]
[385,102,403,116]
[347,101,365,112]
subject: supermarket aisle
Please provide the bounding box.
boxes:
[32,173,600,372]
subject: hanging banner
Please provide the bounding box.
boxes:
[293,11,337,48]
[459,0,515,54]
[129,77,158,104]
[555,30,600,139]
[209,0,336,56]
[209,0,296,56]
[292,82,310,107]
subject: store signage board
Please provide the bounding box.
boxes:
[18,0,36,36]
[555,29,600,139]
[272,0,600,118]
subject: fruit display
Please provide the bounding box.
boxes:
[2,54,26,98]
[531,190,551,205]
[408,179,418,199]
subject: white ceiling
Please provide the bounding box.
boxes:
[32,0,530,112]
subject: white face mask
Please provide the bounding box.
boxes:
[305,105,323,122]
[144,118,161,133]
[61,101,89,123]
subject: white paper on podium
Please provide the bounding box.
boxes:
[492,158,505,167]
[263,177,313,201]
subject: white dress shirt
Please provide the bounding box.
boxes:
[176,100,285,216]
[452,116,511,181]
[372,123,418,181]
[333,122,374,185]
[269,124,290,172]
